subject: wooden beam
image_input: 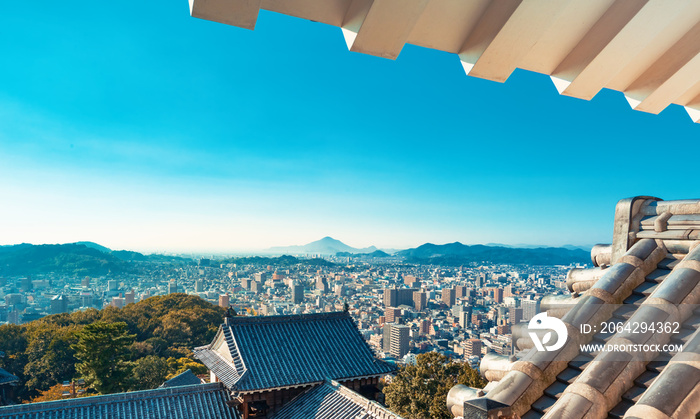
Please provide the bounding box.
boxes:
[341,0,429,60]
[189,0,262,30]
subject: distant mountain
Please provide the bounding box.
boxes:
[266,237,378,255]
[397,242,590,266]
[485,243,593,252]
[0,243,130,276]
[73,241,113,253]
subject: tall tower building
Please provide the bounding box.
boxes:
[413,291,427,311]
[168,281,178,294]
[292,283,304,304]
[522,298,540,321]
[464,338,482,357]
[218,294,230,308]
[442,287,456,307]
[383,323,410,358]
[383,288,398,307]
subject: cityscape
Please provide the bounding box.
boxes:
[0,239,576,367]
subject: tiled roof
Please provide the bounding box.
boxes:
[194,312,396,392]
[451,197,700,419]
[0,383,239,419]
[0,369,18,386]
[269,380,403,419]
[159,369,202,388]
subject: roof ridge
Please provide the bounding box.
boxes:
[224,311,350,325]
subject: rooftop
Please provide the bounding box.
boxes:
[193,311,396,392]
[0,383,239,419]
[269,380,402,419]
[449,196,700,419]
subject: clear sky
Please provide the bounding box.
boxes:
[1,1,699,253]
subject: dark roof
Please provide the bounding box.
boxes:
[0,383,239,419]
[159,369,202,388]
[194,312,396,392]
[269,380,403,419]
[0,369,18,386]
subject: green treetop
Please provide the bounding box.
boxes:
[72,321,136,394]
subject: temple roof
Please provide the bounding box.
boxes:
[269,380,402,419]
[0,368,18,386]
[193,311,396,392]
[0,383,239,419]
[159,369,202,388]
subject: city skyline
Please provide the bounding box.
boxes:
[2,1,700,253]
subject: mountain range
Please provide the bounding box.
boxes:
[0,242,189,276]
[265,236,379,255]
[397,242,590,266]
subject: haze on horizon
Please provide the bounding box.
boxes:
[1,1,699,254]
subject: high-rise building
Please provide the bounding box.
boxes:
[455,285,467,298]
[219,294,230,308]
[385,307,401,323]
[383,287,418,308]
[464,338,482,357]
[419,319,431,335]
[315,276,329,293]
[125,290,135,305]
[509,307,523,325]
[50,295,68,314]
[241,278,251,289]
[476,274,485,288]
[413,291,427,311]
[383,288,398,307]
[251,281,262,294]
[20,276,32,292]
[383,323,410,358]
[81,277,91,287]
[111,297,125,309]
[168,282,178,294]
[494,288,504,303]
[195,279,204,293]
[107,280,118,292]
[292,283,304,304]
[404,275,417,287]
[442,288,456,307]
[459,306,473,328]
[522,298,540,321]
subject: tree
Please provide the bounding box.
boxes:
[383,352,487,419]
[73,321,135,394]
[23,322,78,394]
[166,357,208,379]
[27,383,89,403]
[130,355,170,391]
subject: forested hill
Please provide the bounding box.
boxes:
[397,242,590,266]
[0,294,224,403]
[0,243,190,276]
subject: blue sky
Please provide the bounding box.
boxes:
[1,1,699,253]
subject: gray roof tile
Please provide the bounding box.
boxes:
[159,369,202,388]
[270,380,403,419]
[0,383,239,419]
[194,312,396,392]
